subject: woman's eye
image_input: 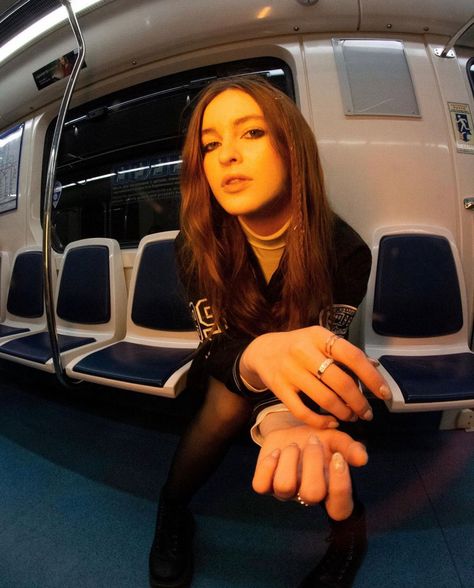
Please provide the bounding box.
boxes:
[243,128,265,139]
[202,141,220,153]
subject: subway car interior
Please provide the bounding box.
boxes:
[0,1,473,586]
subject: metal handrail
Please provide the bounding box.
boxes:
[438,15,474,57]
[42,0,86,386]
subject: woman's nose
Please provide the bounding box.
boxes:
[218,140,241,165]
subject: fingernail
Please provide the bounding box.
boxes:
[327,421,339,429]
[368,357,380,367]
[332,452,345,473]
[362,408,373,421]
[308,434,321,445]
[380,384,392,399]
[349,414,358,422]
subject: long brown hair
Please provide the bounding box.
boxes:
[180,76,335,337]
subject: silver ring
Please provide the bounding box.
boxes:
[316,357,334,380]
[325,334,341,358]
[296,493,310,507]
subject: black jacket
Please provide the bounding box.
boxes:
[177,216,371,413]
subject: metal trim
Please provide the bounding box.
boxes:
[435,15,474,58]
[42,0,86,386]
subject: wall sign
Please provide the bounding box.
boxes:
[33,50,86,90]
[448,102,474,154]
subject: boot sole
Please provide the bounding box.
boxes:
[149,562,193,588]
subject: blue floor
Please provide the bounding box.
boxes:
[0,360,472,588]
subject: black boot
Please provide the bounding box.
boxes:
[298,503,367,588]
[148,492,195,588]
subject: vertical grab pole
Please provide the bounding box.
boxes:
[42,0,86,386]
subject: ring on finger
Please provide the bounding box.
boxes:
[296,493,310,507]
[316,357,334,380]
[325,334,341,358]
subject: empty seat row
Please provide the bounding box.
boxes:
[0,231,198,398]
[0,227,472,409]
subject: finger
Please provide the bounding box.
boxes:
[322,336,391,401]
[323,430,368,467]
[286,343,369,420]
[298,435,327,504]
[325,452,353,521]
[284,359,358,421]
[314,362,373,421]
[272,443,300,500]
[276,387,340,429]
[252,448,280,494]
[286,343,358,421]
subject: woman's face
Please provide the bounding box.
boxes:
[201,89,290,235]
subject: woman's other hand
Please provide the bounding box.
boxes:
[240,326,391,428]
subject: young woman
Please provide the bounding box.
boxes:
[148,76,390,588]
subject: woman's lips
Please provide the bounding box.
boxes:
[221,175,252,192]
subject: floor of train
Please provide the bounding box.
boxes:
[0,359,472,588]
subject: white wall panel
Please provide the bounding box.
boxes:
[428,41,474,336]
[303,33,472,341]
[360,0,474,36]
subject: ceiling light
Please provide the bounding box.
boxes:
[0,0,102,64]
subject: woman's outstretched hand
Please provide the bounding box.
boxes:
[240,326,391,429]
[252,414,368,520]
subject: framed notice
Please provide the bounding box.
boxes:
[0,124,24,214]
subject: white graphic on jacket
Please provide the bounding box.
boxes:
[189,298,223,341]
[319,304,357,337]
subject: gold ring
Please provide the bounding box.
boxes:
[296,493,310,507]
[325,334,341,357]
[316,357,334,380]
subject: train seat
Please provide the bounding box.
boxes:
[0,246,48,342]
[0,238,127,372]
[66,231,199,398]
[362,226,474,412]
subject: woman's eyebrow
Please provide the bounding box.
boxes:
[201,114,265,137]
[234,114,265,126]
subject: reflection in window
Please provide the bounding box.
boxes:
[42,58,293,251]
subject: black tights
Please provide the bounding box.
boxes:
[162,377,253,506]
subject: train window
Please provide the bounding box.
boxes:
[0,124,23,214]
[332,39,420,117]
[42,57,293,251]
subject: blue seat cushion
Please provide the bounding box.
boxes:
[380,353,474,403]
[0,324,29,338]
[131,241,194,331]
[7,251,44,318]
[57,245,111,324]
[72,341,196,387]
[373,235,463,337]
[0,332,95,364]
